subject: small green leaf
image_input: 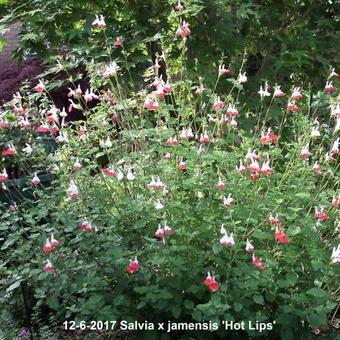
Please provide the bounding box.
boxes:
[6,280,21,292]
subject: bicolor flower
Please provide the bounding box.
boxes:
[287,102,300,112]
[273,85,285,97]
[237,72,247,83]
[44,260,54,273]
[324,81,335,93]
[258,83,270,97]
[178,160,188,171]
[291,87,303,100]
[236,160,246,174]
[314,207,330,221]
[175,21,191,37]
[275,229,289,244]
[212,96,224,110]
[331,195,340,208]
[114,37,123,47]
[127,256,141,273]
[299,144,311,159]
[223,194,234,207]
[155,225,165,239]
[268,213,282,225]
[195,85,205,94]
[79,221,93,233]
[35,80,45,93]
[155,200,164,210]
[331,245,340,263]
[0,169,8,182]
[2,144,16,156]
[226,104,239,117]
[101,166,116,177]
[73,159,82,171]
[67,180,79,199]
[251,254,265,271]
[203,272,220,292]
[218,64,230,76]
[199,131,210,144]
[216,177,225,190]
[92,15,106,29]
[175,1,184,11]
[313,162,322,174]
[43,239,53,253]
[245,239,254,253]
[144,98,160,110]
[260,159,273,176]
[36,122,49,133]
[32,173,41,185]
[126,169,135,181]
[330,138,339,155]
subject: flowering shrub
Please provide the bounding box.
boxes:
[1,8,339,339]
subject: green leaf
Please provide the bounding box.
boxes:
[171,306,181,318]
[253,295,264,305]
[295,192,310,199]
[47,295,59,310]
[6,280,21,292]
[233,302,243,312]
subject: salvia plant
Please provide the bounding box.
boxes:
[0,5,339,340]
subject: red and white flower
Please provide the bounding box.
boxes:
[331,245,340,264]
[245,239,254,253]
[203,272,220,292]
[67,180,79,199]
[32,173,41,185]
[178,160,188,171]
[195,85,205,94]
[144,98,160,110]
[92,15,106,29]
[226,104,239,117]
[175,1,184,12]
[44,260,54,273]
[268,213,282,225]
[275,229,289,244]
[35,80,45,93]
[287,102,300,112]
[236,160,246,174]
[330,138,339,155]
[324,81,335,93]
[101,166,116,177]
[291,87,303,100]
[114,37,123,47]
[314,207,330,221]
[73,159,82,171]
[223,194,234,207]
[216,177,225,190]
[2,144,16,156]
[218,64,230,76]
[0,169,8,182]
[299,144,311,159]
[155,225,165,239]
[258,83,270,97]
[199,131,210,144]
[237,72,247,83]
[212,96,224,110]
[127,257,141,273]
[313,162,322,174]
[79,221,93,233]
[43,239,53,253]
[252,254,265,271]
[331,195,340,208]
[175,21,191,37]
[273,85,285,97]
